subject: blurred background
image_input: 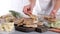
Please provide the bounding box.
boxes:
[0,0,30,17]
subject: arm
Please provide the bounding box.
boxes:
[29,0,36,8]
[50,0,60,16]
[53,0,60,12]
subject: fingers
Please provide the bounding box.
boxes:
[50,11,56,18]
[50,13,56,18]
[23,6,28,15]
[28,10,32,14]
[23,6,32,15]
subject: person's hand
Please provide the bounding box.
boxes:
[23,5,34,15]
[50,10,57,18]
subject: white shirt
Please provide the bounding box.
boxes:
[32,0,54,16]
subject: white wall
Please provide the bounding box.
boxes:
[0,0,11,16]
[0,0,30,17]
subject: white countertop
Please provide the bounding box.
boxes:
[10,31,59,34]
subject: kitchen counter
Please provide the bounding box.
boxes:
[10,31,59,34]
[0,30,59,34]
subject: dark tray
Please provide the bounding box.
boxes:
[35,24,48,33]
[14,24,35,32]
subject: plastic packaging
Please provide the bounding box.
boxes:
[0,19,15,34]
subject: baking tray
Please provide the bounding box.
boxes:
[14,24,35,32]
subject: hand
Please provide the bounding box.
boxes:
[50,10,57,18]
[23,5,33,15]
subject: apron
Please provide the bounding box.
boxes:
[32,0,54,16]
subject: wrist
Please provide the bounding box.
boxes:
[30,3,35,8]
